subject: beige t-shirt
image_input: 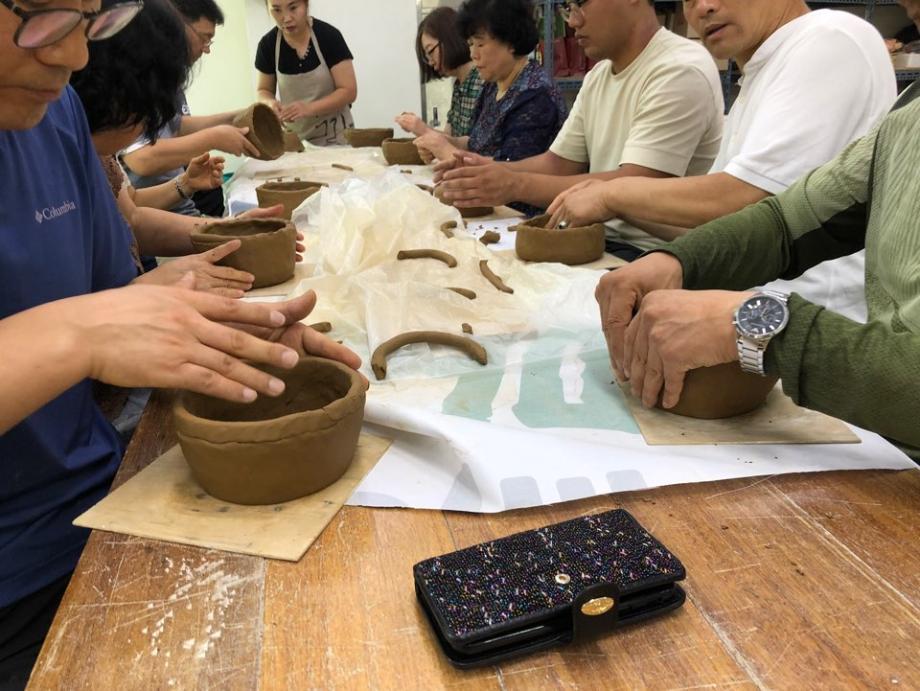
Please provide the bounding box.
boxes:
[551,28,723,250]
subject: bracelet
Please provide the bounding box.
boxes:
[174,176,192,201]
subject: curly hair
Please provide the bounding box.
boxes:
[415,7,471,83]
[69,0,190,142]
[457,0,539,57]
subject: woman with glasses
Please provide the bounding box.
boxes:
[255,0,356,146]
[395,6,484,140]
[415,0,567,214]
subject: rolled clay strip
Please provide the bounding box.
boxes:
[479,260,513,294]
[397,249,458,268]
[462,323,473,334]
[447,287,476,300]
[332,163,354,171]
[440,221,457,238]
[400,169,412,174]
[309,321,332,333]
[371,331,488,380]
[479,230,500,245]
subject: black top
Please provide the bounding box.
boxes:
[255,19,352,76]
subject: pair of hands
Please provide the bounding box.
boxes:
[597,253,749,409]
[394,112,428,137]
[182,152,226,194]
[81,282,361,405]
[208,125,261,158]
[264,98,316,125]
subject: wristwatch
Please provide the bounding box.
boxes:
[733,290,790,376]
[174,175,192,201]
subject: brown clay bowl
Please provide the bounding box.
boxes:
[255,180,324,219]
[663,362,779,419]
[344,127,394,148]
[190,218,296,288]
[282,130,304,153]
[232,103,285,160]
[514,213,605,265]
[433,185,493,218]
[174,357,366,505]
[381,137,424,165]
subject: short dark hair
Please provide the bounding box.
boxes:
[457,0,539,57]
[170,0,224,24]
[415,7,471,83]
[70,0,190,141]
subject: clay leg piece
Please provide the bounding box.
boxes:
[397,249,458,268]
[440,221,457,239]
[479,260,513,294]
[447,287,476,300]
[371,331,488,380]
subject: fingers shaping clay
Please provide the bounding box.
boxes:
[255,180,324,220]
[371,331,488,380]
[174,356,366,505]
[514,213,605,265]
[381,137,424,166]
[190,218,296,288]
[447,287,476,300]
[662,362,779,419]
[232,103,285,161]
[434,185,493,218]
[479,260,513,294]
[397,249,458,268]
[344,127,394,148]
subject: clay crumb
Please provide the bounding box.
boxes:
[309,321,332,333]
[479,230,500,245]
[462,323,473,334]
[331,163,353,172]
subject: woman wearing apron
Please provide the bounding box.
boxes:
[255,0,356,146]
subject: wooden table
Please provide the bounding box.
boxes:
[29,391,920,689]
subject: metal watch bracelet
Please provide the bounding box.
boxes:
[735,290,789,376]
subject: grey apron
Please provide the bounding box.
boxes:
[275,22,354,146]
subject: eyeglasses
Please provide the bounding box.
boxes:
[1,0,143,49]
[423,41,439,63]
[559,0,590,22]
[186,22,214,49]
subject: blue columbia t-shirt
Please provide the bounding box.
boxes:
[0,87,138,607]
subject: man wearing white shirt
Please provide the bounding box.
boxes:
[547,0,896,318]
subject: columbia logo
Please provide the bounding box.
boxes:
[34,201,77,223]
[34,211,43,224]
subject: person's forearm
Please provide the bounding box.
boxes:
[122,132,218,177]
[768,295,920,458]
[604,172,769,231]
[0,298,91,433]
[131,176,186,211]
[257,89,278,105]
[180,111,241,135]
[510,166,652,208]
[130,207,203,256]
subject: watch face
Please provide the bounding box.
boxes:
[736,295,789,339]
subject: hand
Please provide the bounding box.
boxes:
[263,98,283,117]
[622,289,750,409]
[280,100,314,123]
[232,205,306,262]
[886,38,904,54]
[207,125,260,158]
[183,152,225,193]
[417,145,435,165]
[134,240,255,298]
[77,278,301,403]
[595,252,683,381]
[414,132,457,163]
[440,158,512,207]
[546,179,612,229]
[395,112,427,136]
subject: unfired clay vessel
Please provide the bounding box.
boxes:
[514,213,605,265]
[434,185,493,218]
[381,137,424,165]
[255,180,324,220]
[344,127,394,148]
[232,103,285,160]
[174,357,366,505]
[190,218,296,288]
[283,130,304,153]
[662,362,779,419]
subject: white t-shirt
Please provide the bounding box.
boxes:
[710,9,896,322]
[551,28,723,251]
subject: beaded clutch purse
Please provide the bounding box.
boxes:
[413,509,686,667]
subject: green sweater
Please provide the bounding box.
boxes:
[665,86,920,460]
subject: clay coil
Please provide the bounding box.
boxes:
[371,331,487,380]
[447,287,476,300]
[440,221,457,238]
[479,260,513,294]
[397,249,458,268]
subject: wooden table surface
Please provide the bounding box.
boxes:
[29,390,920,690]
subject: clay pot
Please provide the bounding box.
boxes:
[344,127,394,148]
[174,357,366,505]
[255,180,323,220]
[433,185,493,218]
[663,362,779,419]
[381,137,424,165]
[190,218,296,288]
[514,213,605,265]
[232,103,285,160]
[283,130,304,153]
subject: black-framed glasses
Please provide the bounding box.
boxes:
[423,41,440,63]
[1,0,143,49]
[559,0,590,22]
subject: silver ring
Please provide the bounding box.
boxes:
[557,220,569,229]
